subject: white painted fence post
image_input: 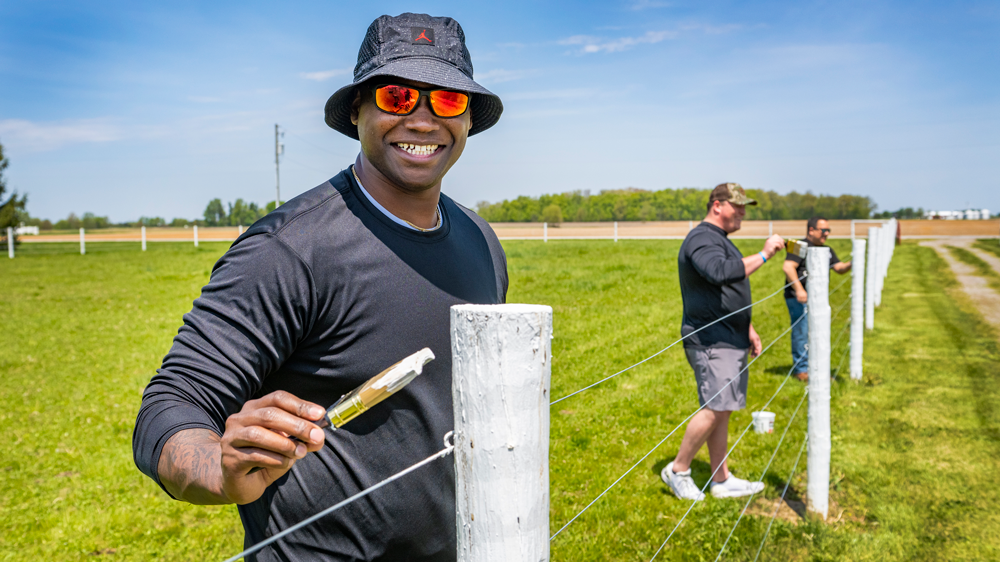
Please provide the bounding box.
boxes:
[451,304,552,562]
[543,222,548,243]
[850,238,866,380]
[614,221,618,243]
[80,228,86,255]
[193,225,199,248]
[238,224,244,236]
[769,221,773,236]
[807,247,831,519]
[688,220,693,231]
[6,227,13,259]
[876,227,885,308]
[865,228,879,326]
[141,226,147,251]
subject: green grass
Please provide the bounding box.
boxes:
[2,240,999,560]
[973,239,1000,261]
[947,245,1000,293]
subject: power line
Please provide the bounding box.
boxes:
[550,274,807,405]
[550,313,807,542]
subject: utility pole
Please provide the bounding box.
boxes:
[275,124,284,210]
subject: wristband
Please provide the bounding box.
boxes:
[759,251,768,263]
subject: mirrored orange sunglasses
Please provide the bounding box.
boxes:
[372,84,470,118]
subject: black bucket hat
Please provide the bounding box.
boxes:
[325,13,503,140]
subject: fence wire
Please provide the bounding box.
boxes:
[551,275,806,406]
[551,312,807,542]
[222,434,455,562]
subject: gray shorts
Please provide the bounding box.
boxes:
[685,347,749,412]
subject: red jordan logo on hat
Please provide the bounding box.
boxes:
[411,27,435,45]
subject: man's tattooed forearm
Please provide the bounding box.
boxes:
[158,429,228,504]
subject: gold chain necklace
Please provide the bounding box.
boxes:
[352,166,441,232]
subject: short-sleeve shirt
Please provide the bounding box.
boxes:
[678,222,751,349]
[783,238,840,299]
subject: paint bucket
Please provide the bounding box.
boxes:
[752,411,776,434]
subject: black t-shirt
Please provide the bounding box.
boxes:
[678,222,751,349]
[783,238,840,299]
[132,168,508,561]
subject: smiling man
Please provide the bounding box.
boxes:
[662,183,784,501]
[133,13,507,561]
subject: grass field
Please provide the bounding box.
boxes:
[2,239,1000,560]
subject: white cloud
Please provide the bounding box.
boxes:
[559,30,677,54]
[474,68,535,85]
[299,69,351,82]
[0,118,122,152]
[628,0,672,10]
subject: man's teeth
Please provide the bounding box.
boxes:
[397,143,439,156]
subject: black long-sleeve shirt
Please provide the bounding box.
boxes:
[132,168,508,561]
[678,221,751,349]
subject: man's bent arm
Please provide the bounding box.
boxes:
[158,429,229,505]
[783,260,805,294]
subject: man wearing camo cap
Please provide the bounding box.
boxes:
[662,183,785,501]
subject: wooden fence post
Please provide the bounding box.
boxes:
[6,227,13,259]
[807,247,831,519]
[80,228,86,255]
[141,226,147,251]
[194,225,199,248]
[451,304,552,562]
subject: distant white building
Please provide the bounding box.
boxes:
[14,225,39,235]
[923,209,990,220]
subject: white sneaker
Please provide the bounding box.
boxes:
[709,475,765,498]
[661,462,705,501]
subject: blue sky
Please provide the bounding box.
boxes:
[1,0,998,222]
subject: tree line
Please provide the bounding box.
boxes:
[475,187,879,223]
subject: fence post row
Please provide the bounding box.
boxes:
[849,238,866,380]
[806,247,832,519]
[865,227,879,330]
[451,304,553,562]
[6,227,13,259]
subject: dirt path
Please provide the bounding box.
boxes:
[922,239,1000,332]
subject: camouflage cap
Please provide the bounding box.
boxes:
[708,182,757,207]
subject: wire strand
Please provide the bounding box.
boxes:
[550,275,807,406]
[751,434,809,562]
[549,313,808,541]
[649,328,811,561]
[713,389,808,561]
[222,436,455,562]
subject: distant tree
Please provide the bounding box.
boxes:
[81,212,111,229]
[169,217,190,227]
[0,141,28,246]
[54,213,82,231]
[203,198,226,226]
[137,216,166,227]
[541,204,563,226]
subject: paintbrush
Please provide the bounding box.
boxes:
[247,348,435,474]
[317,347,435,429]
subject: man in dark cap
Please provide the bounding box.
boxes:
[133,13,507,561]
[661,183,785,501]
[783,216,851,381]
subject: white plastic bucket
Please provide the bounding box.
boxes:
[752,411,776,434]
